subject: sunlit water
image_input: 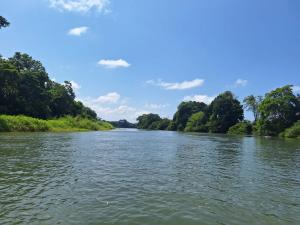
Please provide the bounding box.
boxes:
[0,129,300,225]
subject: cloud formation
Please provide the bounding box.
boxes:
[147,79,204,90]
[293,85,300,93]
[183,94,215,104]
[49,0,110,13]
[98,59,130,69]
[235,78,248,87]
[95,92,120,103]
[68,26,88,36]
[70,80,81,90]
[145,103,169,109]
[78,92,149,122]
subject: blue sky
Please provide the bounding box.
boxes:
[1,0,300,122]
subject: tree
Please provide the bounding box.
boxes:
[0,52,99,120]
[137,113,162,129]
[184,112,208,132]
[173,101,207,131]
[243,95,262,122]
[208,91,244,133]
[0,16,9,29]
[257,85,300,136]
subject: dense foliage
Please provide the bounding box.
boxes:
[184,112,208,132]
[227,121,252,135]
[137,114,172,130]
[0,16,9,29]
[256,85,300,136]
[173,101,207,131]
[207,91,244,133]
[0,53,97,119]
[280,121,300,138]
[0,115,113,132]
[110,119,137,128]
[136,87,300,138]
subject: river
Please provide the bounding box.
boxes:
[0,129,300,225]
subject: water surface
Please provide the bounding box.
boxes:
[0,130,300,224]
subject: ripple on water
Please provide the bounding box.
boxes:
[0,131,300,225]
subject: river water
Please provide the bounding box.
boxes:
[0,129,300,225]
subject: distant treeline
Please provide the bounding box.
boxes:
[0,52,97,120]
[110,119,137,128]
[137,87,300,138]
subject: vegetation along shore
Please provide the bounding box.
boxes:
[137,86,300,138]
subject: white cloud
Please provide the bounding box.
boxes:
[95,92,120,103]
[77,92,171,122]
[235,78,248,87]
[293,85,300,93]
[147,79,204,90]
[49,0,110,13]
[98,59,130,69]
[183,94,215,104]
[145,103,169,109]
[68,26,88,36]
[70,80,81,90]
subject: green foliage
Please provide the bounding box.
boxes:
[0,115,113,132]
[227,121,253,135]
[184,112,208,132]
[0,115,49,132]
[280,121,300,138]
[257,85,300,136]
[110,119,137,128]
[47,116,113,132]
[173,101,207,131]
[137,113,162,129]
[243,95,262,121]
[0,16,9,29]
[208,91,244,133]
[136,114,171,130]
[0,52,97,120]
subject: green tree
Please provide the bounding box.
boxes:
[243,95,262,121]
[208,91,244,133]
[0,60,19,114]
[184,112,208,132]
[257,85,300,136]
[173,101,207,131]
[137,113,162,129]
[227,121,252,135]
[0,16,9,29]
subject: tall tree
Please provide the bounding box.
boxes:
[257,85,300,136]
[243,95,262,121]
[0,16,9,29]
[208,91,244,133]
[173,101,207,131]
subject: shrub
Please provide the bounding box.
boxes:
[280,121,300,138]
[227,121,253,135]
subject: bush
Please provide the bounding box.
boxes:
[227,121,253,135]
[280,121,300,138]
[184,112,208,132]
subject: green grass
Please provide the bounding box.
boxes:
[280,121,300,139]
[0,115,113,132]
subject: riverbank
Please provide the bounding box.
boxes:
[0,115,114,132]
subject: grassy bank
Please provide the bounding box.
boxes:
[0,115,113,132]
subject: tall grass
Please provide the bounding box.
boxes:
[0,115,113,132]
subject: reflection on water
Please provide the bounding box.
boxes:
[0,130,299,225]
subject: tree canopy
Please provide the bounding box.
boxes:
[208,91,244,133]
[173,101,207,131]
[0,16,9,29]
[257,85,300,136]
[0,52,97,120]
